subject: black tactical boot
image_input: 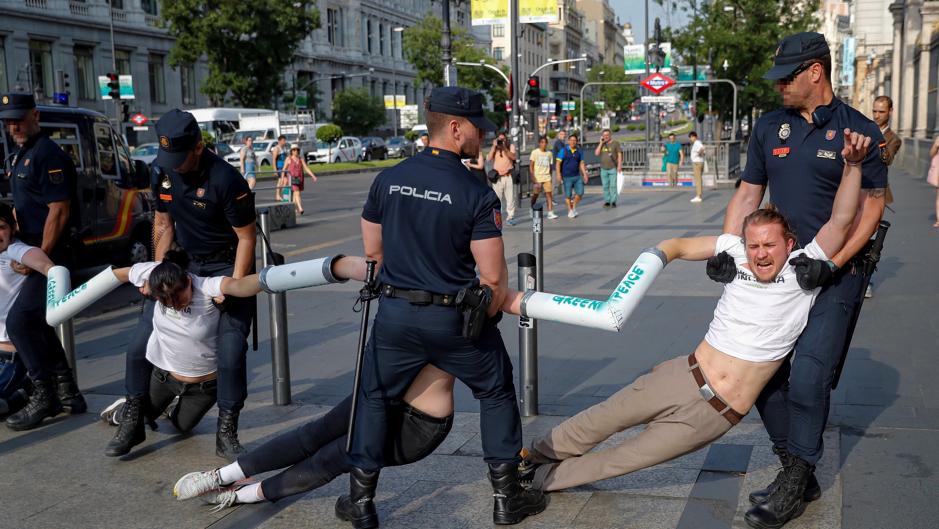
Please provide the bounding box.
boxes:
[745,456,814,529]
[105,395,147,457]
[335,467,380,529]
[215,409,247,461]
[55,372,87,414]
[749,446,821,505]
[489,462,548,525]
[5,377,62,431]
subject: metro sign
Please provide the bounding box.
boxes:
[640,73,676,95]
[130,113,149,126]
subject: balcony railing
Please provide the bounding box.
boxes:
[69,0,90,16]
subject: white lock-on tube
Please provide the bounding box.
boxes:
[519,248,667,332]
[46,266,124,326]
[258,255,348,293]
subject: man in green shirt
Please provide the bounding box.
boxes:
[594,129,623,208]
[662,133,684,186]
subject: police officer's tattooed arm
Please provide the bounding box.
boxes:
[361,219,384,271]
[231,224,256,279]
[471,237,508,317]
[828,188,885,268]
[152,211,174,262]
[40,200,70,255]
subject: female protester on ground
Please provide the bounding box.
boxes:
[285,145,317,215]
[173,364,455,510]
[239,136,257,190]
[102,251,362,455]
[0,203,56,424]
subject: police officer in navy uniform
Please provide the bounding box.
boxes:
[337,87,546,528]
[0,93,87,431]
[708,33,888,528]
[106,109,257,459]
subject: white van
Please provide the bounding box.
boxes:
[188,107,270,143]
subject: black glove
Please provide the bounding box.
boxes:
[706,251,737,284]
[789,255,837,290]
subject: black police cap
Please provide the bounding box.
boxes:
[155,108,202,169]
[426,86,497,132]
[0,93,36,120]
[764,32,831,81]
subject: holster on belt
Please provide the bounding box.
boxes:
[455,285,492,341]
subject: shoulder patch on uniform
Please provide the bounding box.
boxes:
[48,168,64,184]
[825,129,836,141]
[196,187,205,198]
[493,209,503,230]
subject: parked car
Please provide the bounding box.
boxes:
[131,142,159,166]
[213,142,235,159]
[360,137,388,161]
[229,128,277,153]
[306,136,362,164]
[284,133,314,156]
[223,139,277,170]
[386,136,414,158]
[0,106,153,267]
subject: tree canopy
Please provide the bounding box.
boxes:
[331,89,387,136]
[586,65,639,114]
[162,0,319,107]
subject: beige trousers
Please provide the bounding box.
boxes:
[492,175,517,219]
[693,162,704,198]
[666,163,679,186]
[529,356,735,491]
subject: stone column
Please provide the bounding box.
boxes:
[889,2,904,121]
[899,1,922,137]
[916,1,939,138]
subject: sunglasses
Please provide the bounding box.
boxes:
[780,61,819,84]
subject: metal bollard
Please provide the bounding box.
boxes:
[517,252,538,416]
[532,205,544,291]
[259,209,291,405]
[57,320,76,383]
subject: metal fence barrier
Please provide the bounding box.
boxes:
[259,209,292,405]
[517,206,544,417]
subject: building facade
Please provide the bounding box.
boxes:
[577,0,623,66]
[488,21,549,94]
[548,0,587,103]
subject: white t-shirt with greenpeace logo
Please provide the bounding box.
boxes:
[129,262,224,377]
[0,241,36,343]
[704,233,828,363]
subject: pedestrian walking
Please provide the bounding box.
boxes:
[340,86,546,529]
[555,133,588,218]
[239,136,257,190]
[272,135,290,202]
[709,32,888,528]
[106,109,257,461]
[594,128,622,208]
[487,130,518,225]
[529,136,558,219]
[865,95,901,297]
[0,93,87,431]
[286,145,317,216]
[929,135,939,227]
[662,133,684,186]
[689,131,706,202]
[551,129,567,159]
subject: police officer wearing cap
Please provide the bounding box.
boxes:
[106,109,256,459]
[337,87,546,528]
[0,93,87,431]
[708,33,888,528]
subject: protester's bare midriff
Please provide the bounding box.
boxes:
[171,371,217,384]
[694,339,784,415]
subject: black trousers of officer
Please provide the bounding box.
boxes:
[347,296,522,471]
[8,270,72,382]
[123,259,253,412]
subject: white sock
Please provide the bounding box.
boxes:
[234,482,264,504]
[218,462,246,485]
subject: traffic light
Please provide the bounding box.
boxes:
[53,70,70,105]
[106,72,120,99]
[121,102,130,123]
[526,76,541,109]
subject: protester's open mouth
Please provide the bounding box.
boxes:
[756,262,773,273]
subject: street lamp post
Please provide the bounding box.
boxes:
[392,26,405,137]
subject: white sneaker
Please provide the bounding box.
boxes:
[571,208,579,218]
[567,209,575,218]
[547,211,559,219]
[864,284,873,299]
[174,469,223,501]
[690,196,702,203]
[204,487,239,513]
[100,397,126,426]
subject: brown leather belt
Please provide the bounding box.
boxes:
[687,352,744,426]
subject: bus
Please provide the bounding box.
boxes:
[188,107,270,143]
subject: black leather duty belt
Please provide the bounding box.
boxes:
[381,284,456,306]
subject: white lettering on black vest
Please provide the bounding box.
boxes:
[388,185,452,204]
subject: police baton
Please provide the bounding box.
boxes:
[832,220,890,390]
[346,260,378,453]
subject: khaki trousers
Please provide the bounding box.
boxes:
[692,162,704,198]
[666,163,679,186]
[492,175,517,219]
[529,356,735,491]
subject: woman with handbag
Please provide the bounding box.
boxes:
[285,146,317,215]
[928,135,939,227]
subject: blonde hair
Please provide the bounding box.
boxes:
[742,203,797,243]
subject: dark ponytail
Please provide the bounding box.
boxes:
[150,250,191,309]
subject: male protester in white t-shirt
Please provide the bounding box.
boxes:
[508,129,871,497]
[689,131,706,203]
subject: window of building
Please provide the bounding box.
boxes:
[110,0,124,9]
[379,23,385,56]
[140,0,157,15]
[28,40,53,98]
[115,49,131,75]
[148,53,165,104]
[456,9,465,26]
[493,47,504,61]
[0,37,8,93]
[327,8,342,46]
[493,25,505,37]
[180,64,196,105]
[367,20,374,54]
[74,46,96,101]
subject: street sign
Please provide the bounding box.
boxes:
[383,94,406,109]
[640,95,677,104]
[130,113,148,126]
[561,100,576,111]
[640,73,675,95]
[601,116,611,129]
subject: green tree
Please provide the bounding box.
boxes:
[331,88,387,136]
[581,100,599,121]
[665,0,819,126]
[162,0,319,107]
[586,65,638,114]
[316,124,343,144]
